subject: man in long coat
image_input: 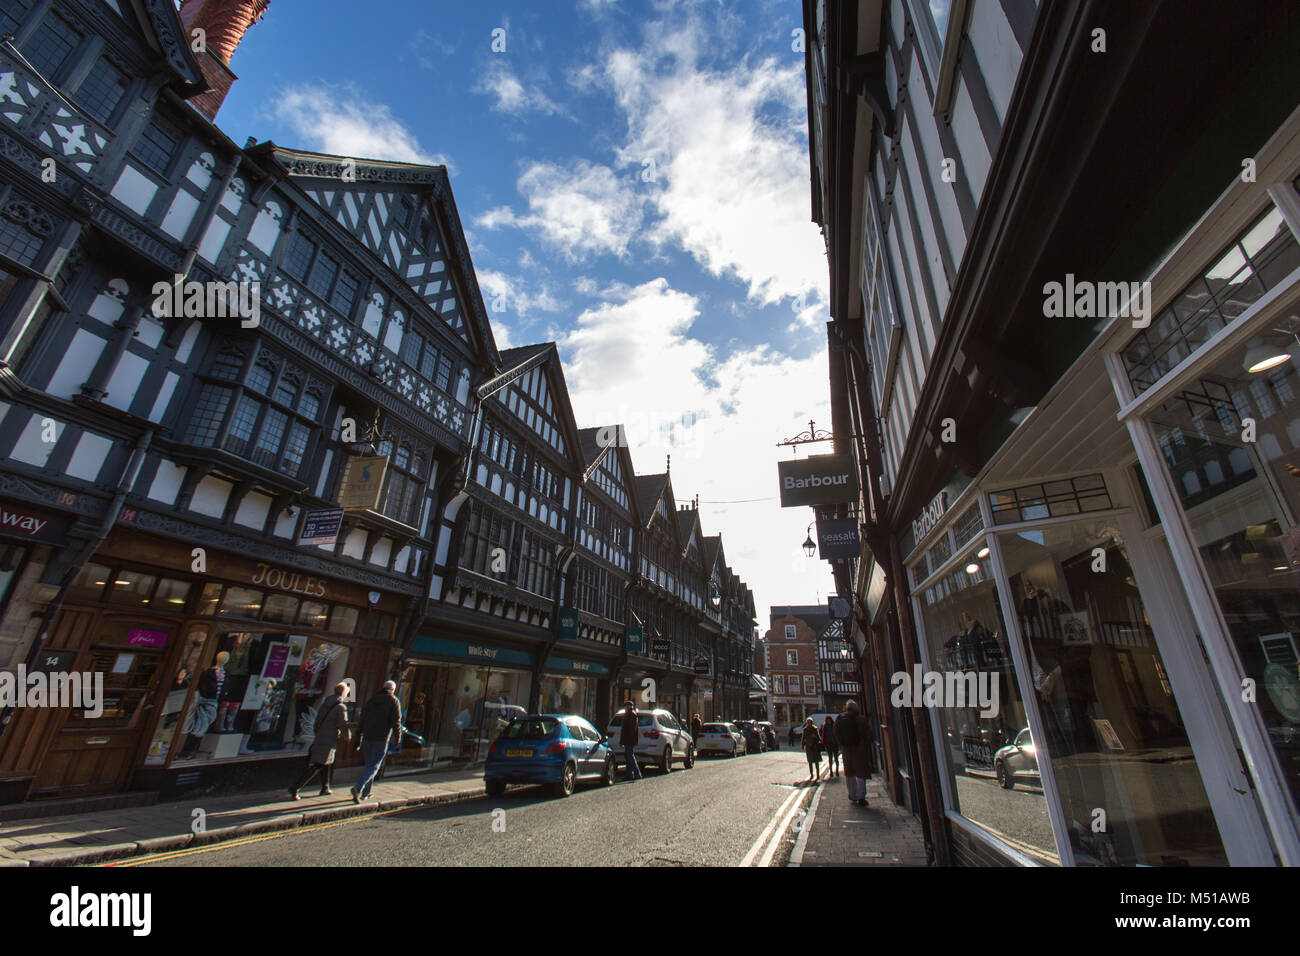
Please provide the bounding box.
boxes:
[836,700,874,806]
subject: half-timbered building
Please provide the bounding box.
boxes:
[0,0,499,802]
[396,343,590,771]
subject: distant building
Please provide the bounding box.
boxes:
[764,606,827,732]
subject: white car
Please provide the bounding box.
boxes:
[695,722,747,758]
[605,709,695,772]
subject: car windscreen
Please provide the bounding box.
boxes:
[500,717,559,739]
[701,724,728,733]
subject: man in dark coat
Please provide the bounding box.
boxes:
[690,714,703,745]
[836,700,873,806]
[619,701,642,781]
[352,680,402,803]
[289,682,349,799]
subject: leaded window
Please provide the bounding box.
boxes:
[460,501,513,576]
[282,234,315,283]
[21,13,77,79]
[76,57,127,124]
[0,0,31,36]
[1124,206,1300,393]
[134,113,181,174]
[517,531,555,597]
[182,344,324,478]
[0,203,50,266]
[375,434,425,527]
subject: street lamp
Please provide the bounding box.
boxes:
[709,580,721,609]
[802,522,816,558]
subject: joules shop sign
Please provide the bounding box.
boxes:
[250,562,327,598]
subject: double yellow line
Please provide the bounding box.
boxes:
[106,806,413,867]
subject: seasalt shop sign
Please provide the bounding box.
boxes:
[777,455,858,508]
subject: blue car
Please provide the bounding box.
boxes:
[484,714,617,798]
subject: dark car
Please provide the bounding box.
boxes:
[734,720,767,754]
[756,721,778,750]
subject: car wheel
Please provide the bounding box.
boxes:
[486,778,506,797]
[996,760,1014,790]
[600,756,616,787]
[684,745,695,769]
[660,746,672,773]
[553,761,577,797]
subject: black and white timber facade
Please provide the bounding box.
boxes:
[0,0,759,804]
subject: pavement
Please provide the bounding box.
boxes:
[792,771,931,866]
[0,764,485,867]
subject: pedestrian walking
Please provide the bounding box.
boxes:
[802,717,823,782]
[289,682,350,799]
[619,700,643,780]
[690,713,703,744]
[352,680,402,803]
[821,715,840,777]
[836,700,873,805]
[788,724,797,747]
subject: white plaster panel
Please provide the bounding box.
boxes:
[111,164,157,211]
[104,351,149,412]
[66,431,113,482]
[160,189,201,240]
[147,460,187,503]
[45,328,104,399]
[234,492,272,530]
[9,415,59,467]
[190,476,233,518]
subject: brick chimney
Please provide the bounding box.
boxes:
[178,0,270,121]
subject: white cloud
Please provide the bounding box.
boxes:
[560,278,834,616]
[477,268,565,317]
[268,83,450,168]
[476,160,643,262]
[603,28,828,319]
[475,62,566,116]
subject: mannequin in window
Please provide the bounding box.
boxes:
[178,651,229,758]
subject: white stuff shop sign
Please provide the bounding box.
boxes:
[777,455,859,508]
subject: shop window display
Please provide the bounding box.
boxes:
[392,664,529,771]
[1146,333,1300,822]
[174,632,349,762]
[539,674,592,721]
[999,521,1227,865]
[915,543,1059,863]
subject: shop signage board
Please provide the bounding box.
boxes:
[828,595,852,620]
[126,629,168,648]
[409,635,536,667]
[300,507,344,546]
[0,499,65,544]
[816,518,860,559]
[651,637,670,654]
[338,455,389,510]
[777,454,859,507]
[911,490,950,544]
[30,649,76,673]
[693,657,710,675]
[547,657,612,676]
[558,607,579,640]
[626,626,644,655]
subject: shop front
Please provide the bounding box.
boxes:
[390,635,534,774]
[899,139,1300,865]
[0,528,405,802]
[539,654,612,727]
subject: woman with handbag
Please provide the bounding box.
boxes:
[802,717,823,783]
[289,682,350,799]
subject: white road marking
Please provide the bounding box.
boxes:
[788,782,824,866]
[740,784,806,867]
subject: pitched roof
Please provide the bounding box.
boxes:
[634,473,668,517]
[577,427,605,468]
[499,343,551,368]
[702,535,722,569]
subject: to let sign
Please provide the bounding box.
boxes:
[300,508,344,547]
[777,455,858,508]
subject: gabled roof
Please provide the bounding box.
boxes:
[675,508,698,544]
[633,474,669,520]
[247,143,501,369]
[489,342,584,474]
[132,0,207,91]
[702,535,723,573]
[577,427,604,468]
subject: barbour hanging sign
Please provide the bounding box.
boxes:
[777,454,858,508]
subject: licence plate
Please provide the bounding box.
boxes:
[506,749,532,758]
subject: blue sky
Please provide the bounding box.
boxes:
[214,0,835,619]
